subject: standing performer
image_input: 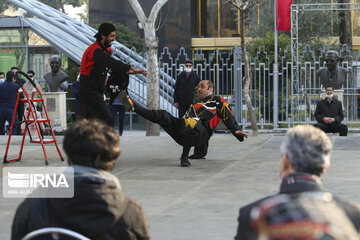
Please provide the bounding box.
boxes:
[119,80,248,167]
[79,22,146,125]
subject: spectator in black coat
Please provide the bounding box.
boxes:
[314,86,348,136]
[174,60,200,117]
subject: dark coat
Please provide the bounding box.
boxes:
[0,81,20,109]
[314,98,344,123]
[174,71,200,105]
[11,165,150,240]
[106,72,129,104]
[79,41,130,95]
[234,174,360,240]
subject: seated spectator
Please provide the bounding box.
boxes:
[235,125,360,240]
[23,70,43,109]
[314,86,348,136]
[0,71,20,135]
[250,192,360,239]
[0,71,5,83]
[11,119,150,240]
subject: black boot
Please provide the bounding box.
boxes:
[180,145,191,167]
[180,155,191,167]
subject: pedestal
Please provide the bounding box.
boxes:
[42,92,67,129]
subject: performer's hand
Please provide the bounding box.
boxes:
[235,130,248,138]
[127,66,147,75]
[174,102,179,108]
[136,69,148,75]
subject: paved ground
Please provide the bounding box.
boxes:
[1,131,360,240]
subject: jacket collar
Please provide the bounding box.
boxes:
[279,172,324,194]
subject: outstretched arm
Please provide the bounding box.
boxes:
[216,97,248,141]
[126,66,147,75]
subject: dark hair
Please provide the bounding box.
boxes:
[94,22,116,42]
[185,59,193,65]
[6,71,15,82]
[11,66,18,71]
[27,70,35,76]
[0,72,4,76]
[63,119,120,171]
[325,85,334,91]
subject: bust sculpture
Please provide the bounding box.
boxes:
[316,50,348,89]
[43,55,69,92]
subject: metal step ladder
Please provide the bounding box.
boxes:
[3,71,64,165]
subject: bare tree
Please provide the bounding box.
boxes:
[229,0,259,136]
[128,0,168,136]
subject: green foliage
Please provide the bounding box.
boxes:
[245,0,343,51]
[92,22,145,54]
[247,32,291,65]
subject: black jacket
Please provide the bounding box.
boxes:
[79,41,130,95]
[174,71,200,105]
[106,72,129,104]
[11,165,150,240]
[235,173,360,240]
[185,95,243,142]
[314,98,344,123]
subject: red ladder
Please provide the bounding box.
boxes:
[3,71,64,165]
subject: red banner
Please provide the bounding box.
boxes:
[277,0,292,31]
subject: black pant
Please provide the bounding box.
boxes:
[314,122,348,136]
[134,103,210,157]
[80,91,112,126]
[178,102,191,118]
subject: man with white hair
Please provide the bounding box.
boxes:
[234,125,360,240]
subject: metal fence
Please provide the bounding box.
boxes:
[65,44,360,129]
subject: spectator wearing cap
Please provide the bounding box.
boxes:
[12,119,151,240]
[0,71,20,135]
[174,59,200,118]
[79,22,147,125]
[234,125,360,240]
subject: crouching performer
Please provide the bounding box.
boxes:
[119,80,248,167]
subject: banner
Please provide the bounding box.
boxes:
[277,0,292,31]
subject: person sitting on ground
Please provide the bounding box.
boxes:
[119,80,248,167]
[0,71,20,135]
[234,125,360,240]
[314,85,347,136]
[11,119,151,240]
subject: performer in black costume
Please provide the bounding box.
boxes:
[119,80,248,167]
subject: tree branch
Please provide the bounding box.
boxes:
[228,0,259,11]
[149,0,168,25]
[128,0,147,24]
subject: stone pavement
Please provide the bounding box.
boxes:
[0,131,360,240]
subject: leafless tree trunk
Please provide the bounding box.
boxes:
[229,0,259,136]
[128,0,168,136]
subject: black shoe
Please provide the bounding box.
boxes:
[180,156,191,167]
[118,90,134,111]
[188,154,205,159]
